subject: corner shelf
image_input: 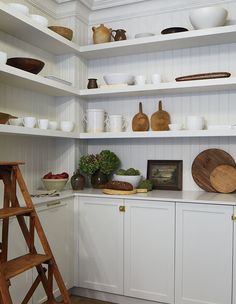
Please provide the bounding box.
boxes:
[79,77,236,99]
[0,65,79,97]
[80,129,236,139]
[0,2,80,55]
[80,25,236,59]
[0,124,80,139]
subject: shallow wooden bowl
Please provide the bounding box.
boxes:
[48,26,73,41]
[6,57,45,74]
[0,112,17,124]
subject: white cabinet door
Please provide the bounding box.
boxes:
[33,198,74,304]
[77,197,124,294]
[175,203,233,304]
[124,200,175,303]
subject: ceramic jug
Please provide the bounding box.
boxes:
[111,29,127,41]
[92,24,112,44]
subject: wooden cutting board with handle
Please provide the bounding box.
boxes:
[210,164,236,193]
[192,149,236,192]
[132,102,149,131]
[151,100,170,131]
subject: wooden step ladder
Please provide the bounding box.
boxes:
[0,162,71,304]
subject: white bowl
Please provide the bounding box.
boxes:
[208,124,232,130]
[135,33,155,38]
[30,14,49,27]
[9,3,29,15]
[103,73,134,85]
[168,123,182,131]
[9,117,23,126]
[41,178,68,191]
[60,121,74,132]
[48,121,58,130]
[112,174,142,188]
[189,6,228,29]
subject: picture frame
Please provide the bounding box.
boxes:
[147,160,183,190]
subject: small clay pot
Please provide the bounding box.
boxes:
[87,78,98,89]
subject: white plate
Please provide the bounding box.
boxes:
[135,33,155,38]
[44,75,72,86]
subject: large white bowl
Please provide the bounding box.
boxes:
[189,6,228,29]
[112,174,142,188]
[42,178,68,191]
[9,3,29,15]
[103,73,134,85]
[30,14,49,27]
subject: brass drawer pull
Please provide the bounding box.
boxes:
[47,201,61,207]
[119,206,125,212]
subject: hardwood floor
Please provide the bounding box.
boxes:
[70,296,113,304]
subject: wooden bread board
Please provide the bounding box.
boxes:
[210,165,236,193]
[102,188,148,195]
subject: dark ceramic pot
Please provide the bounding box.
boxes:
[70,169,85,190]
[91,171,108,189]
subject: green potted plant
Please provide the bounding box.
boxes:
[79,150,120,188]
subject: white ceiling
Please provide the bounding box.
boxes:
[54,0,147,10]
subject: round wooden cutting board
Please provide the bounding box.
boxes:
[191,149,236,192]
[210,165,236,193]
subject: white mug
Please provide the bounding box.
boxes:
[60,121,74,132]
[23,117,36,128]
[106,115,127,132]
[151,73,161,84]
[186,116,204,130]
[84,109,105,133]
[38,119,49,130]
[135,75,146,85]
[48,121,58,130]
[0,51,7,65]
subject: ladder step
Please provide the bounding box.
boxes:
[1,253,51,279]
[0,207,33,219]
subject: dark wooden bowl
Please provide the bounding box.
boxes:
[48,26,73,41]
[6,57,45,74]
[0,112,17,124]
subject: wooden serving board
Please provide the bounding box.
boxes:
[103,189,137,195]
[191,149,236,192]
[102,188,148,195]
[175,72,231,82]
[210,165,236,193]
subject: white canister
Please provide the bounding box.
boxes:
[84,109,105,133]
[23,117,36,128]
[186,116,204,130]
[106,114,127,132]
[38,119,49,130]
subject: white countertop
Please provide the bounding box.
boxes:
[31,189,236,206]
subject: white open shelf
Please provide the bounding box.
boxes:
[0,1,80,55]
[80,129,236,139]
[80,77,236,99]
[0,65,79,97]
[80,25,236,59]
[0,124,80,139]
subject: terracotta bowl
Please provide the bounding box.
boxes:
[6,57,45,74]
[48,26,73,41]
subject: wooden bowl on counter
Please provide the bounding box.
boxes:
[48,26,73,41]
[6,57,45,74]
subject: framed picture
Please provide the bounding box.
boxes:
[147,160,183,190]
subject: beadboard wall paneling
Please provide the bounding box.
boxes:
[0,0,84,198]
[86,1,236,191]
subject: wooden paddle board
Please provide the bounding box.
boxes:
[210,164,236,193]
